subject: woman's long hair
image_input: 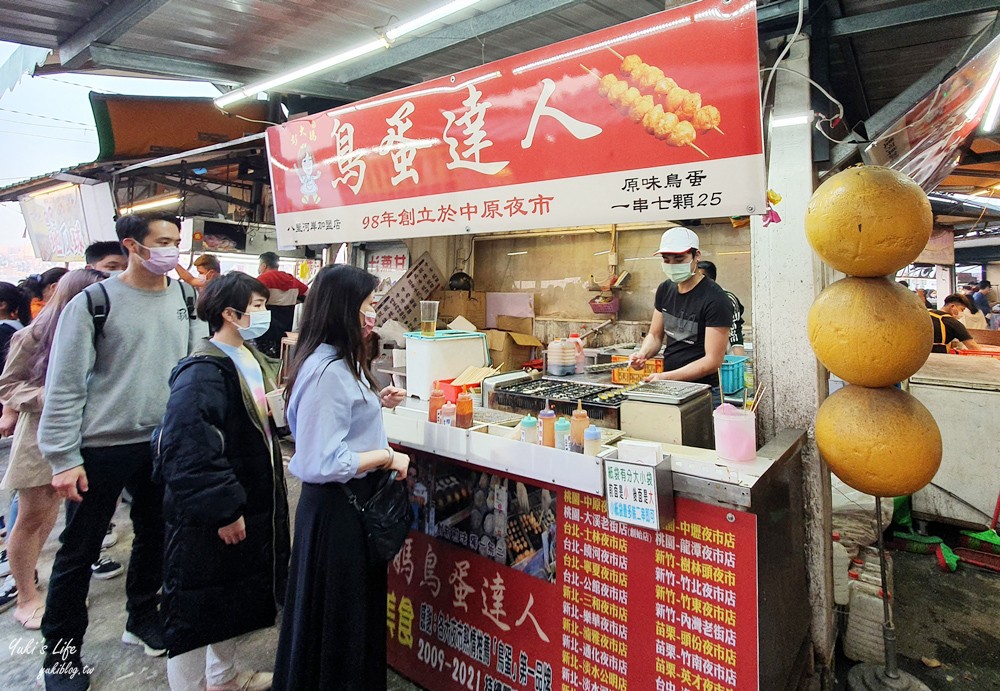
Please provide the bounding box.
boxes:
[27,269,106,385]
[19,267,69,300]
[0,282,33,326]
[284,264,378,402]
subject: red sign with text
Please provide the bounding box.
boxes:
[266,0,764,246]
[387,493,758,691]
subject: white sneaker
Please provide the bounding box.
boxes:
[0,549,9,578]
[101,523,118,549]
[207,671,273,691]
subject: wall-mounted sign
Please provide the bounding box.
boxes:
[864,33,1000,191]
[267,0,765,246]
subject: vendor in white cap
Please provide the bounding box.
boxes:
[629,227,734,406]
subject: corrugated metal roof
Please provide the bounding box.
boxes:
[5,0,1000,206]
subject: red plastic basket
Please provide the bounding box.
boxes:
[952,349,1000,359]
[589,295,620,315]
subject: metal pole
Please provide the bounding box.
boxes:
[875,498,899,679]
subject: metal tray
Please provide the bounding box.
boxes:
[623,380,711,405]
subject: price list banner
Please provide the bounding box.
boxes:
[267,0,764,246]
[389,481,758,691]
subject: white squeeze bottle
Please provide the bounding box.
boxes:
[439,401,457,427]
[832,531,850,606]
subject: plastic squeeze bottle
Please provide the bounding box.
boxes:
[539,406,556,447]
[583,425,602,456]
[428,383,446,423]
[570,401,590,453]
[439,401,457,427]
[520,415,539,444]
[456,387,474,429]
[554,417,571,451]
[568,333,585,374]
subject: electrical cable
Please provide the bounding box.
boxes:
[215,107,279,127]
[759,65,857,144]
[0,129,96,144]
[0,117,95,131]
[0,108,94,127]
[760,0,805,113]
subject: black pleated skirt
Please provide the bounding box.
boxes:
[273,475,388,691]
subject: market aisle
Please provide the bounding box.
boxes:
[0,439,423,690]
[890,549,1000,690]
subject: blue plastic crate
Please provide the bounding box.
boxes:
[720,355,748,395]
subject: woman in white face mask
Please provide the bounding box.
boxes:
[154,272,289,691]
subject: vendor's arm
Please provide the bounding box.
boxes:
[946,316,982,351]
[653,326,729,382]
[175,263,207,290]
[630,309,665,369]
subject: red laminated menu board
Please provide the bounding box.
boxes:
[388,457,758,691]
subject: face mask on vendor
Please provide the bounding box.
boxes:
[660,252,697,283]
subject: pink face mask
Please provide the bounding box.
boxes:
[137,244,180,275]
[361,309,377,337]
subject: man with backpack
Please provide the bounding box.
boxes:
[38,213,204,690]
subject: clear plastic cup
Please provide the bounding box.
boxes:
[265,389,286,427]
[420,301,439,337]
[713,404,756,462]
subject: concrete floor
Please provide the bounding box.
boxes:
[0,440,422,690]
[884,549,1000,690]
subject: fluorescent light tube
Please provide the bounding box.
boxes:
[215,0,484,108]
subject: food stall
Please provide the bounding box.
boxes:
[265,2,811,689]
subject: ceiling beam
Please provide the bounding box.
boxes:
[86,44,380,101]
[59,0,170,69]
[329,0,586,83]
[829,0,1000,39]
[962,150,1000,165]
[134,173,256,209]
[950,168,1000,179]
[756,0,808,32]
[864,18,1000,138]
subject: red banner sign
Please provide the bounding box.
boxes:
[388,478,758,691]
[267,0,764,246]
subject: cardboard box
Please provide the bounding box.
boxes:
[438,290,487,329]
[496,315,533,335]
[486,330,542,369]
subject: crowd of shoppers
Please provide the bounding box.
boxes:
[0,212,409,691]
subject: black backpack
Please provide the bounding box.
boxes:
[84,279,197,346]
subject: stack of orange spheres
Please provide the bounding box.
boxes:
[805,166,941,497]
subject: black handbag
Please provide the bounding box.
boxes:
[342,470,411,562]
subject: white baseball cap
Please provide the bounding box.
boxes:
[654,226,700,255]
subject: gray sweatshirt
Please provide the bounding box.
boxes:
[39,277,206,474]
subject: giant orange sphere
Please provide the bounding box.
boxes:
[805,166,932,276]
[815,385,941,497]
[808,277,934,387]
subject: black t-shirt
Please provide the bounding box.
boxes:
[725,290,745,347]
[654,277,734,386]
[929,310,971,353]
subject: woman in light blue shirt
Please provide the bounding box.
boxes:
[273,264,408,691]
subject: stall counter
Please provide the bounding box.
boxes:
[383,405,811,691]
[910,353,1000,527]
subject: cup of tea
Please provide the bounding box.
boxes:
[420,301,439,337]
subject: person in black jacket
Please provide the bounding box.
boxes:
[154,272,290,691]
